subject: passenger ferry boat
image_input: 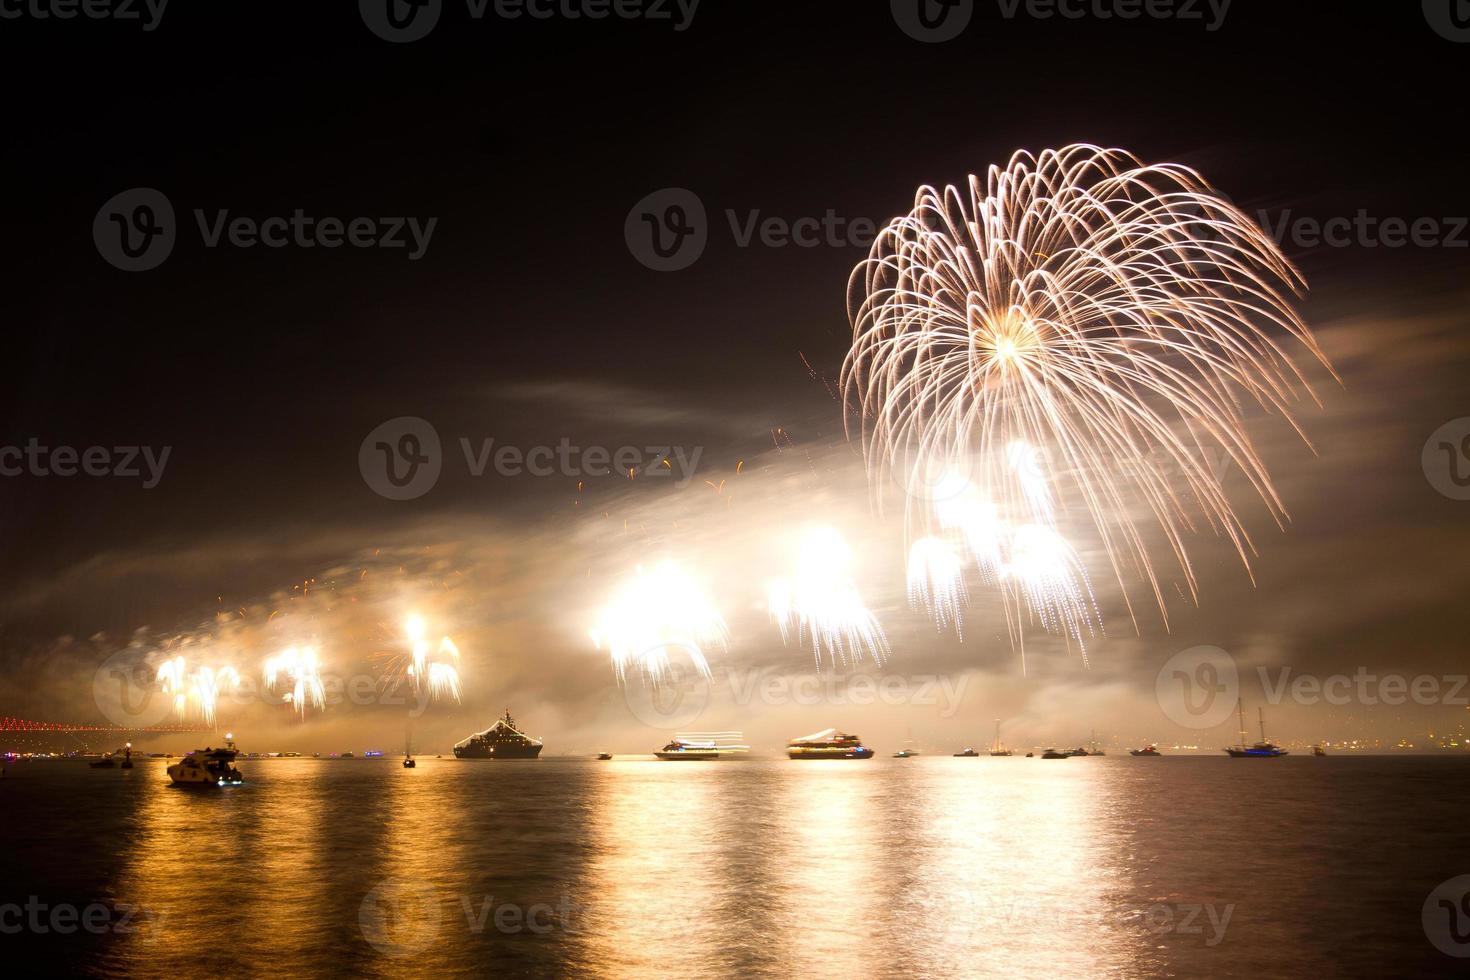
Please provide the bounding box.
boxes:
[787,729,874,760]
[654,732,748,760]
[167,736,244,786]
[655,739,720,760]
[1129,745,1162,756]
[453,709,544,759]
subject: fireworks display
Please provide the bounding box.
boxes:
[156,656,241,727]
[403,614,464,703]
[591,562,728,684]
[262,646,326,718]
[844,143,1332,642]
[906,536,967,636]
[769,527,889,669]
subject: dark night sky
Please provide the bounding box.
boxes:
[1,1,1467,749]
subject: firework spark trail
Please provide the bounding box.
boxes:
[262,646,326,717]
[769,527,889,668]
[844,144,1334,634]
[403,614,463,703]
[906,535,967,637]
[591,561,727,685]
[157,656,240,727]
[1001,523,1100,668]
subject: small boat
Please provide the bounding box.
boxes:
[1224,702,1288,757]
[1041,748,1069,759]
[341,752,355,759]
[1312,744,1327,757]
[1025,752,1034,758]
[167,737,244,786]
[1130,745,1162,757]
[1066,747,1090,757]
[989,720,1013,756]
[403,732,416,768]
[787,728,874,760]
[953,747,979,757]
[596,753,613,760]
[892,749,918,758]
[120,745,134,769]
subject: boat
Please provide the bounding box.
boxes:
[953,747,979,757]
[120,744,134,769]
[453,709,544,759]
[596,753,613,760]
[892,749,918,758]
[1130,745,1162,757]
[364,750,384,759]
[1088,730,1106,756]
[1041,748,1069,759]
[1312,743,1327,757]
[1223,701,1288,757]
[341,752,355,759]
[167,737,244,786]
[403,731,416,768]
[1066,747,1090,757]
[655,739,719,760]
[787,728,874,760]
[88,755,117,769]
[1025,752,1034,758]
[989,720,1013,757]
[654,732,748,760]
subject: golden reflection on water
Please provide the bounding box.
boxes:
[88,756,1154,978]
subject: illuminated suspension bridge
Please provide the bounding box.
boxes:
[1,716,212,734]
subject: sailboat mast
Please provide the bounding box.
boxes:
[1258,707,1267,745]
[1237,699,1247,751]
